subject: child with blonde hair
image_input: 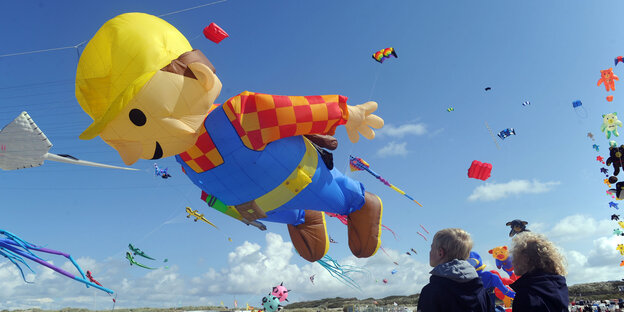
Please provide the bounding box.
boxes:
[417,228,493,312]
[509,232,568,312]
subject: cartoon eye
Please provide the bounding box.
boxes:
[129,109,147,126]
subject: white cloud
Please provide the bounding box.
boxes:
[528,215,624,286]
[562,236,624,285]
[467,179,560,202]
[377,141,408,157]
[377,123,427,138]
[548,214,612,242]
[0,233,432,310]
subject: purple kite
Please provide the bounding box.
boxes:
[350,155,423,207]
[0,229,113,294]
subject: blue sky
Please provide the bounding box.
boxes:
[1,0,624,309]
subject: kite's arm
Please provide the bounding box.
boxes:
[222,91,349,150]
[598,78,605,86]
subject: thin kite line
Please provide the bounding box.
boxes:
[0,41,85,58]
[158,0,228,17]
[0,0,227,58]
[484,121,501,150]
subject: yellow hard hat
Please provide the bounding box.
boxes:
[75,12,192,140]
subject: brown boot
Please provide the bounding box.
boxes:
[287,210,329,262]
[347,192,383,258]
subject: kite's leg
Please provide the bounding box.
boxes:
[287,210,329,262]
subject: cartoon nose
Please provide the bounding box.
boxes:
[151,141,163,159]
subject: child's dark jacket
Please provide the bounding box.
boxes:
[417,259,494,312]
[510,270,569,312]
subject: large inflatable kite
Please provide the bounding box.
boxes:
[75,13,385,263]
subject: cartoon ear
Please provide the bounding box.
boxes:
[280,282,283,286]
[522,221,528,225]
[505,222,512,226]
[188,62,216,91]
[503,246,507,250]
[488,249,494,254]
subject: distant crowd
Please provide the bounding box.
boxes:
[569,299,624,312]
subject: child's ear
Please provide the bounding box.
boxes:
[188,62,216,91]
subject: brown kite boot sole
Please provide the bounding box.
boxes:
[287,210,329,262]
[348,191,383,258]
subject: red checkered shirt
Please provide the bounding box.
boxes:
[179,92,348,173]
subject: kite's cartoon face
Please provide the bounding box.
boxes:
[100,63,222,165]
[488,246,509,261]
[617,244,624,255]
[603,113,619,128]
[271,285,288,302]
[602,68,615,80]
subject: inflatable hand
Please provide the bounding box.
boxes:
[345,102,384,143]
[502,295,513,308]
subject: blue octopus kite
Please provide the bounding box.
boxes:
[316,255,369,290]
[0,229,113,294]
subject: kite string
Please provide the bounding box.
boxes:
[484,121,501,150]
[157,0,228,17]
[342,65,383,175]
[0,0,228,59]
[0,42,86,58]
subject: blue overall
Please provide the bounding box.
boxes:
[175,106,366,225]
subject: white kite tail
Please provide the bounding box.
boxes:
[43,153,138,171]
[0,111,137,171]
